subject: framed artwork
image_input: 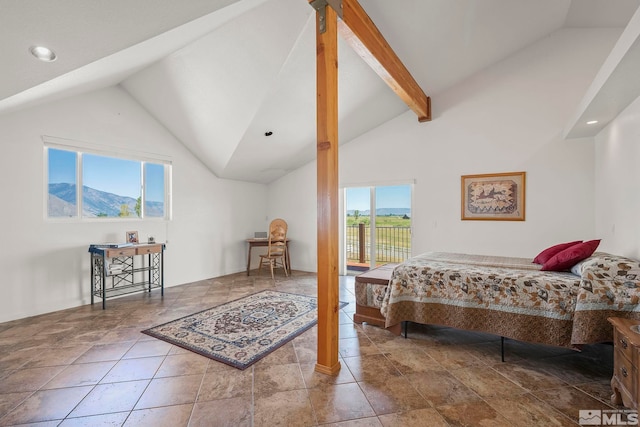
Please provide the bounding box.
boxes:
[461,172,526,221]
[126,231,139,243]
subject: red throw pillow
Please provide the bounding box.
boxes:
[541,239,601,272]
[533,241,582,265]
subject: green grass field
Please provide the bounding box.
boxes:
[346,215,411,263]
[346,214,410,227]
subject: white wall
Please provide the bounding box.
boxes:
[268,28,622,271]
[594,94,640,259]
[0,86,268,322]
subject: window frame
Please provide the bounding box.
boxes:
[43,136,172,222]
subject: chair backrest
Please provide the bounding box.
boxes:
[267,218,287,256]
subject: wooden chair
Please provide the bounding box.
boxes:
[258,218,288,279]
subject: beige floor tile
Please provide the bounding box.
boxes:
[100,356,165,383]
[254,362,306,395]
[73,341,134,364]
[0,391,31,419]
[308,382,376,424]
[533,386,614,422]
[300,361,356,389]
[381,348,441,374]
[358,375,430,415]
[404,370,481,407]
[436,400,514,427]
[421,344,484,370]
[42,361,116,389]
[256,341,299,366]
[527,354,611,385]
[22,345,92,368]
[68,380,149,418]
[124,404,193,427]
[197,368,253,401]
[59,412,130,426]
[485,393,578,426]
[343,354,402,383]
[575,380,622,408]
[339,323,363,339]
[0,349,32,372]
[254,389,316,426]
[367,334,420,354]
[122,339,172,359]
[190,397,252,426]
[322,417,383,427]
[154,352,210,378]
[98,327,148,344]
[135,375,203,409]
[0,386,93,425]
[491,360,570,392]
[450,365,528,398]
[378,408,448,427]
[338,335,382,358]
[0,365,66,393]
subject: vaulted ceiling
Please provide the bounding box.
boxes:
[1,0,638,183]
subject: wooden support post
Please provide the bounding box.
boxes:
[314,2,341,376]
[358,222,366,263]
[308,0,430,376]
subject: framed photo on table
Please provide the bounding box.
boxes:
[126,231,139,244]
[461,171,526,221]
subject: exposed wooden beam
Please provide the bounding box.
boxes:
[339,0,431,122]
[314,3,341,376]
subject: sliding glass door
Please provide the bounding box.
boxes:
[345,184,412,272]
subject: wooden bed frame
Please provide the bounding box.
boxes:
[353,263,402,335]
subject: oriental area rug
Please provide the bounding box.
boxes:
[142,290,346,370]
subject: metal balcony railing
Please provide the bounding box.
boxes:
[346,223,411,265]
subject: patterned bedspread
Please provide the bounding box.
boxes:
[380,252,640,348]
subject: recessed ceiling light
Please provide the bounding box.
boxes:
[29,46,57,62]
[586,120,598,125]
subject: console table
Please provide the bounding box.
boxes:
[89,243,165,309]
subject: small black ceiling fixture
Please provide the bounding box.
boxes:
[265,131,273,136]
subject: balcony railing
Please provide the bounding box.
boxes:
[346,223,411,265]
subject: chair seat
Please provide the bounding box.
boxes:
[258,251,288,279]
[258,218,289,280]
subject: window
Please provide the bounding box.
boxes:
[344,184,412,271]
[46,141,170,220]
[47,148,77,218]
[144,163,165,218]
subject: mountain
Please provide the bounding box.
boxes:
[346,208,410,216]
[48,183,163,217]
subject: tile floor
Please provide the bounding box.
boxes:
[0,270,622,426]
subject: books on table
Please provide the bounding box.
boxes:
[90,242,134,249]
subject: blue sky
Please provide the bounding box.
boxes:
[48,148,76,183]
[83,154,141,198]
[145,163,165,202]
[346,185,411,211]
[49,148,164,202]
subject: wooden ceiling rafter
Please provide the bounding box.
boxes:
[310,0,431,122]
[338,0,431,122]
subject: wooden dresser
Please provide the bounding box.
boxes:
[609,317,640,408]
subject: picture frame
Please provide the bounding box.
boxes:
[461,171,526,221]
[126,231,139,244]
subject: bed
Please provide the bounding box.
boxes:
[366,251,640,348]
